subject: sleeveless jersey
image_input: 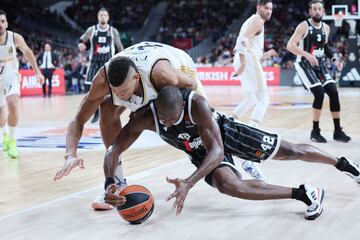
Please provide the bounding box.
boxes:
[234,14,264,60]
[296,19,327,62]
[89,24,115,63]
[106,41,197,112]
[0,31,18,87]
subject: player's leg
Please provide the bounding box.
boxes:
[6,92,20,158]
[322,82,350,142]
[249,90,270,127]
[233,91,257,118]
[0,90,8,151]
[273,140,360,182]
[295,61,326,142]
[48,70,53,97]
[92,96,127,210]
[210,163,324,220]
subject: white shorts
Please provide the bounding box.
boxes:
[0,73,21,107]
[233,51,266,92]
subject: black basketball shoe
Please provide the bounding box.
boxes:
[333,128,351,143]
[310,129,327,143]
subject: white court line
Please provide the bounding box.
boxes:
[0,159,186,221]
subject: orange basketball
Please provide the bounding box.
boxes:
[117,185,154,224]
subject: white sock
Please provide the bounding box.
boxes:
[9,126,15,140]
[1,125,8,135]
[114,158,127,186]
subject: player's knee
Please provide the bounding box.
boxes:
[310,86,325,109]
[324,84,340,112]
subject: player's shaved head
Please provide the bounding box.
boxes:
[156,86,183,115]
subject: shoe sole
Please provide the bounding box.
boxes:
[91,202,114,211]
[333,138,351,143]
[305,189,325,220]
[310,137,327,143]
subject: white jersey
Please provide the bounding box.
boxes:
[234,14,264,60]
[105,42,197,112]
[0,31,19,87]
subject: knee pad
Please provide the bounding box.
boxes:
[310,85,325,110]
[324,83,340,112]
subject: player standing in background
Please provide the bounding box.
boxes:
[78,7,124,123]
[287,0,350,143]
[0,9,44,158]
[232,0,277,182]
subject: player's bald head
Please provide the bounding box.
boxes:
[156,86,183,115]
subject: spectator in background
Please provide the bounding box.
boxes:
[37,43,58,97]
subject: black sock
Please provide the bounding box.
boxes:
[291,185,311,206]
[335,157,360,176]
[313,121,320,131]
[333,118,341,131]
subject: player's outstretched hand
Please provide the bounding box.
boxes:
[166,177,193,216]
[53,156,85,181]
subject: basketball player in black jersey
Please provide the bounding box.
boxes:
[287,0,350,143]
[103,86,360,220]
[78,7,124,123]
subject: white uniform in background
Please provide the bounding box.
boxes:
[0,31,20,106]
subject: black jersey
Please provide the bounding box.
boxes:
[89,25,115,62]
[149,89,280,166]
[297,19,327,62]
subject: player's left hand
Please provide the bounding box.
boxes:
[166,177,193,216]
[36,73,45,85]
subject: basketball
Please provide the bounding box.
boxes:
[117,185,155,224]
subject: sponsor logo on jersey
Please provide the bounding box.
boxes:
[255,150,265,158]
[8,46,13,54]
[96,45,110,54]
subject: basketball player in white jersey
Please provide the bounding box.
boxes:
[53,41,207,210]
[287,0,350,143]
[0,9,44,158]
[231,0,276,182]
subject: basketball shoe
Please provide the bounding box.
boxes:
[3,133,9,151]
[310,129,327,143]
[91,191,114,210]
[333,128,351,143]
[242,161,269,183]
[337,157,360,183]
[7,139,18,158]
[304,184,325,220]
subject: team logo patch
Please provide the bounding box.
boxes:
[8,47,13,54]
[255,150,266,158]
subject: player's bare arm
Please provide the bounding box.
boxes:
[151,60,197,91]
[54,67,110,181]
[14,33,44,83]
[287,22,318,66]
[166,94,224,215]
[104,107,155,207]
[78,27,93,51]
[112,28,124,52]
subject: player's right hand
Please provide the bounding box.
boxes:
[105,184,127,207]
[305,53,319,67]
[78,43,86,52]
[233,64,245,77]
[53,156,85,181]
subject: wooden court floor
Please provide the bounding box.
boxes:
[0,86,359,240]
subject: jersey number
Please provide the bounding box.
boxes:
[261,136,275,151]
[98,36,107,43]
[316,34,322,42]
[0,66,4,76]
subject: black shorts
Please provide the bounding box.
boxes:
[189,153,240,187]
[219,115,281,163]
[294,58,335,90]
[85,61,106,86]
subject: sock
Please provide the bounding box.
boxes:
[335,157,359,176]
[9,126,15,140]
[1,125,8,135]
[333,118,341,131]
[291,185,311,206]
[313,121,319,131]
[114,158,127,186]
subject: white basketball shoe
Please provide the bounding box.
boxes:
[304,184,325,220]
[91,191,114,210]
